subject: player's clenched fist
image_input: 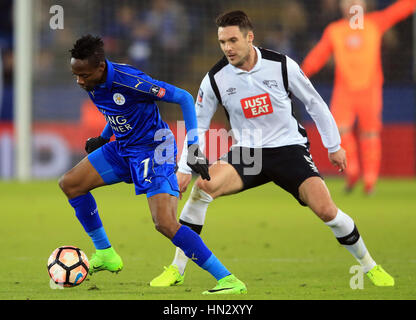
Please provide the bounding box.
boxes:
[85,136,109,154]
[186,144,210,181]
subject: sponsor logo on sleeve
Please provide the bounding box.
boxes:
[197,88,204,103]
[240,93,273,118]
[150,85,166,98]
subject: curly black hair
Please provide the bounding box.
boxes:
[69,34,105,67]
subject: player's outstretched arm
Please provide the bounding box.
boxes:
[169,87,200,145]
[371,0,416,33]
[301,26,333,78]
[168,87,210,181]
[85,122,113,154]
[167,75,218,182]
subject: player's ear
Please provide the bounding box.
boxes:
[98,60,106,72]
[247,31,254,44]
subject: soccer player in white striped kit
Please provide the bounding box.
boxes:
[150,10,394,290]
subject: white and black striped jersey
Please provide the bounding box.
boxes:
[178,46,341,174]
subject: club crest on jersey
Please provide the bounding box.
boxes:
[240,93,273,119]
[346,35,363,49]
[263,80,278,89]
[150,85,166,98]
[113,93,125,105]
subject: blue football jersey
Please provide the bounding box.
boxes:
[87,60,177,156]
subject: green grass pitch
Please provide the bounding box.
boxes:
[0,177,415,300]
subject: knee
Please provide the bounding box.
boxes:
[154,220,180,239]
[195,179,218,199]
[154,222,166,236]
[58,172,82,199]
[58,173,69,195]
[189,184,214,203]
[314,202,338,222]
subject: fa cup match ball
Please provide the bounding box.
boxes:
[47,246,89,287]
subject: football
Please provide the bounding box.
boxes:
[47,246,89,287]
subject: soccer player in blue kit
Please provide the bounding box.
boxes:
[58,35,247,294]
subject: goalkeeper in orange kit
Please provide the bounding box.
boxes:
[301,0,416,194]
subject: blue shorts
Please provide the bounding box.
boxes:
[88,141,179,198]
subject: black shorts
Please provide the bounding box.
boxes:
[220,145,322,206]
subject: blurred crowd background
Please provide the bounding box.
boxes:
[0,0,414,178]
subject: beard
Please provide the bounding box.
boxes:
[229,47,251,68]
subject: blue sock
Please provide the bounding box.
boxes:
[201,254,231,281]
[171,225,231,281]
[68,193,111,250]
[87,227,111,250]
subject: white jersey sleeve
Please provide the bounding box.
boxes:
[286,56,341,153]
[178,73,219,174]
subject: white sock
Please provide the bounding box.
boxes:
[172,185,213,275]
[325,209,376,273]
[172,247,188,275]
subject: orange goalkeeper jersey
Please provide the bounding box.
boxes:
[301,0,416,91]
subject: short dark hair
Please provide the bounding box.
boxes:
[215,10,253,32]
[69,35,105,67]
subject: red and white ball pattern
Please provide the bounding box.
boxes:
[47,246,89,287]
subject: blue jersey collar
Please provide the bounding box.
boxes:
[98,59,114,90]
